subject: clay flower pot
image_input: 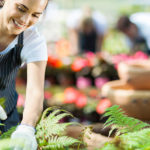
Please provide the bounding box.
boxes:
[101,80,150,121]
[118,60,150,90]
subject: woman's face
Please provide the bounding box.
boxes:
[2,0,48,35]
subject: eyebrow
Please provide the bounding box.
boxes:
[19,4,43,14]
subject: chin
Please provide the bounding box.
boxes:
[9,28,23,35]
[8,24,24,35]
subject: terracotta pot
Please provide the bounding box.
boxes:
[101,80,150,121]
[118,60,150,90]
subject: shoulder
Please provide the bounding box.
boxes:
[23,26,45,44]
[21,26,47,64]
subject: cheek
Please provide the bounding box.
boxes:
[31,18,39,24]
[27,18,38,27]
[7,11,20,20]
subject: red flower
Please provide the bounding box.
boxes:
[44,91,52,100]
[75,93,87,108]
[47,55,62,68]
[64,87,79,104]
[96,98,111,114]
[85,51,96,67]
[71,57,89,72]
[133,51,148,59]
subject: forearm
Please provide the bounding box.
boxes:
[96,35,104,52]
[69,29,79,55]
[21,90,44,127]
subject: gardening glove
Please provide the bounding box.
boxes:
[0,105,7,120]
[11,124,37,150]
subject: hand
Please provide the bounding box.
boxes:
[0,105,7,120]
[11,124,38,150]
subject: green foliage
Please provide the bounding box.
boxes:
[103,105,150,136]
[102,30,130,54]
[0,107,82,150]
[0,138,24,150]
[101,128,150,150]
[100,143,118,150]
[0,126,16,139]
[99,105,150,150]
[36,107,82,150]
[0,97,6,109]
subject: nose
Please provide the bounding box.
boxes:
[20,13,31,25]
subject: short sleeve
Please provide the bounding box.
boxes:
[21,27,48,64]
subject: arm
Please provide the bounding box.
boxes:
[68,29,79,55]
[96,34,104,52]
[21,61,47,127]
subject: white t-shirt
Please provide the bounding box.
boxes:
[66,9,107,35]
[130,12,150,49]
[0,26,48,66]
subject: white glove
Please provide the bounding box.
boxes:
[0,105,7,120]
[11,124,38,150]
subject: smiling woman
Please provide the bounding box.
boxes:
[0,0,49,150]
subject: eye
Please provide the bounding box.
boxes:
[32,14,40,18]
[17,7,26,13]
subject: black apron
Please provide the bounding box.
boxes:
[78,30,97,53]
[0,32,24,132]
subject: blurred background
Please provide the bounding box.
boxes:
[16,1,150,146]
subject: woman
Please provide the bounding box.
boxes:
[66,7,107,54]
[0,0,48,149]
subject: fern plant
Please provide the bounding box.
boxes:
[36,107,81,150]
[103,105,150,136]
[100,105,150,150]
[0,107,82,150]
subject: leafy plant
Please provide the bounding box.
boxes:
[103,105,150,136]
[0,138,24,150]
[0,107,82,150]
[36,107,81,150]
[0,126,16,139]
[100,105,150,150]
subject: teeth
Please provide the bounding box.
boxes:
[14,20,24,28]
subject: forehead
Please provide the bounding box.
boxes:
[14,0,47,11]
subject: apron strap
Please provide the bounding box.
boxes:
[17,32,24,49]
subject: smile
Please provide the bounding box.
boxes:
[13,19,25,29]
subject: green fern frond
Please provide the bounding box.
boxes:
[0,138,24,149]
[103,105,150,135]
[100,128,150,150]
[119,128,150,150]
[36,107,82,149]
[0,126,16,139]
[41,136,80,150]
[0,107,82,149]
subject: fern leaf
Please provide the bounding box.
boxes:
[0,126,16,139]
[36,107,82,149]
[103,105,150,136]
[42,136,80,150]
[0,138,24,149]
